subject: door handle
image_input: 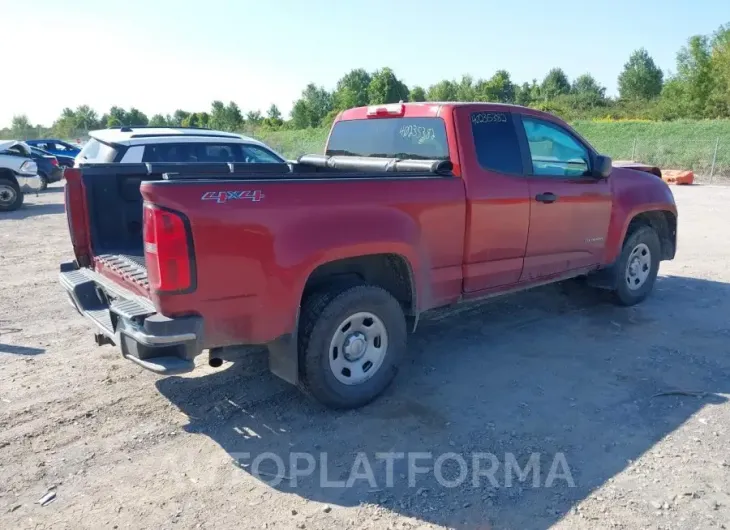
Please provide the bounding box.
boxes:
[535,192,558,204]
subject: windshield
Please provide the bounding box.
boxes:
[326,118,449,160]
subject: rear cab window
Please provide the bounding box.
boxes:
[326,117,449,160]
[77,138,119,164]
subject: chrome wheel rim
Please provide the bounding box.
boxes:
[625,243,651,290]
[328,311,388,385]
[0,184,16,206]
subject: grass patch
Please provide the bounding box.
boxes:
[254,128,329,160]
[573,120,729,176]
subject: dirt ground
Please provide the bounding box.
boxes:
[1,184,730,530]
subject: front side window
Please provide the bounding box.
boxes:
[521,117,591,177]
[234,144,283,163]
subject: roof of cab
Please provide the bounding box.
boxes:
[88,127,266,147]
[402,101,529,109]
[337,101,533,121]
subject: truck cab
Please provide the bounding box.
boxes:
[328,102,676,294]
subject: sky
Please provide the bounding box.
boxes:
[1,0,728,128]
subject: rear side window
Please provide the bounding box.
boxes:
[141,143,283,163]
[77,138,118,164]
[326,118,449,160]
[470,112,523,174]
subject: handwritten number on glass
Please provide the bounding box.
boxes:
[399,124,436,140]
[471,112,508,124]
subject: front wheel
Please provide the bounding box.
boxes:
[612,225,661,306]
[0,178,23,212]
[299,284,407,409]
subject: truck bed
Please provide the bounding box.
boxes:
[68,157,459,320]
[95,253,148,290]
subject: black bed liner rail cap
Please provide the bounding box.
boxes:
[77,155,454,181]
[297,154,453,175]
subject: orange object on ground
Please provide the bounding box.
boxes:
[661,169,694,185]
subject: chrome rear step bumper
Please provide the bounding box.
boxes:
[59,262,203,375]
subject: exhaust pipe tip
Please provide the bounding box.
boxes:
[208,357,224,368]
[94,333,114,347]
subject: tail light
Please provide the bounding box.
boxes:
[143,204,194,293]
[51,158,59,167]
[63,168,91,267]
[366,102,405,117]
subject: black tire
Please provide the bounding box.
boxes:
[298,284,407,409]
[612,225,661,306]
[38,173,48,191]
[0,178,23,212]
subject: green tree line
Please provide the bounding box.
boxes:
[3,22,729,140]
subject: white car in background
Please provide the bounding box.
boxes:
[75,127,285,166]
[0,140,43,212]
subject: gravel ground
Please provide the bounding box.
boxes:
[1,183,729,530]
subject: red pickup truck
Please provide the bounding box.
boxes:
[60,103,677,409]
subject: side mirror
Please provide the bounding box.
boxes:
[593,154,613,179]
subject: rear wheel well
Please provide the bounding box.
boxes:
[626,211,676,260]
[302,254,415,317]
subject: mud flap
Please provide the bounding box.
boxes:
[586,263,618,290]
[268,332,299,385]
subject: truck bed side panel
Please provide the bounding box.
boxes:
[141,176,466,346]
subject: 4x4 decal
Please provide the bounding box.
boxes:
[201,190,265,203]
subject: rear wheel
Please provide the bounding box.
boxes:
[0,178,23,212]
[612,225,661,306]
[299,284,407,409]
[38,172,49,191]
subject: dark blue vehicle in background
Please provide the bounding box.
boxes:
[25,139,81,168]
[29,147,63,190]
